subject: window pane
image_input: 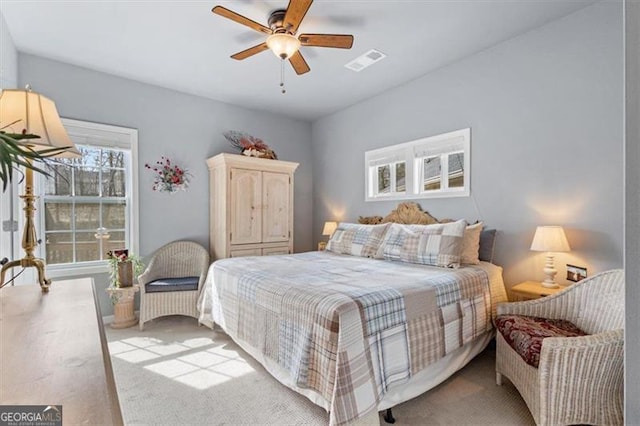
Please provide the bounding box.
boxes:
[395,162,406,192]
[102,169,126,197]
[75,203,101,230]
[101,150,125,169]
[423,156,441,191]
[105,231,126,253]
[74,167,100,196]
[45,233,74,264]
[44,202,72,231]
[75,232,100,262]
[44,163,72,196]
[377,165,391,194]
[448,152,464,188]
[103,202,126,229]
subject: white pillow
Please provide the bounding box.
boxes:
[461,222,483,265]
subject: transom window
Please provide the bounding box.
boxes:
[37,119,138,275]
[365,128,470,201]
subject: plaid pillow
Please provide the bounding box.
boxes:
[382,220,467,268]
[326,223,390,258]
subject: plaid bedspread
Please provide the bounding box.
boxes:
[198,251,505,425]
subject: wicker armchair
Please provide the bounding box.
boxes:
[496,269,624,426]
[138,241,209,330]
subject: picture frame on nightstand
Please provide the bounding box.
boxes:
[567,264,587,282]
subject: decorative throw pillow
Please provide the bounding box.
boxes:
[382,220,467,268]
[479,229,497,263]
[461,222,483,265]
[326,223,390,258]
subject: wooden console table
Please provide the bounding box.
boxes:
[0,278,123,425]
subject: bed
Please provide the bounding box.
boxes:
[198,203,507,425]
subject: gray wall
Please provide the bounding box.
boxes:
[0,11,17,88]
[625,0,639,422]
[312,1,623,290]
[18,54,313,315]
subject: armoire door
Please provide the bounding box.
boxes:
[262,172,290,243]
[230,168,262,244]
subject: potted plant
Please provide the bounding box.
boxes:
[107,249,144,288]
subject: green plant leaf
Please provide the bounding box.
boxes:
[0,132,70,191]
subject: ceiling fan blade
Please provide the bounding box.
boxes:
[212,6,271,35]
[283,0,313,34]
[231,42,269,60]
[299,33,354,49]
[289,51,310,75]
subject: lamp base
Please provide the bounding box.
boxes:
[541,252,560,289]
[0,166,51,293]
[540,280,560,289]
[0,256,51,292]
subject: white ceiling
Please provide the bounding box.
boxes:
[2,0,595,122]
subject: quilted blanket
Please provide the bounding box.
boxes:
[198,251,505,425]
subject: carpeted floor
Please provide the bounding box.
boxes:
[106,316,535,425]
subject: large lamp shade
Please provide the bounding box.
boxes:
[530,226,571,253]
[0,88,80,158]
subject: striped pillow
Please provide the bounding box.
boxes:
[382,220,467,268]
[326,223,390,258]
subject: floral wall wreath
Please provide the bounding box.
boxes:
[144,156,191,193]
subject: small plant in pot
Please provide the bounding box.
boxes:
[107,249,144,288]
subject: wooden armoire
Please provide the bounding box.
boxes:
[207,153,299,260]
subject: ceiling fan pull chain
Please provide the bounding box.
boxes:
[280,58,286,94]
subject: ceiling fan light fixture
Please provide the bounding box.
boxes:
[266,33,301,59]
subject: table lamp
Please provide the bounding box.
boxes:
[0,87,80,292]
[530,225,571,288]
[318,221,337,251]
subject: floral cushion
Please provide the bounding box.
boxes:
[326,223,390,258]
[496,314,588,368]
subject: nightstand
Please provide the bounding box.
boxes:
[510,281,563,301]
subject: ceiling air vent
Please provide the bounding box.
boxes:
[345,49,387,72]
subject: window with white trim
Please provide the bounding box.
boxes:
[36,119,138,275]
[365,128,470,201]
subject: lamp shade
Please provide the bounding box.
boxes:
[266,33,301,59]
[530,226,571,252]
[0,88,80,158]
[322,221,338,236]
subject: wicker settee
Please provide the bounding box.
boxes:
[496,269,624,425]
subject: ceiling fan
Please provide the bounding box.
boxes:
[212,0,354,76]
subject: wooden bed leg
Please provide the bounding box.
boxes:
[383,408,396,424]
[496,371,503,386]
